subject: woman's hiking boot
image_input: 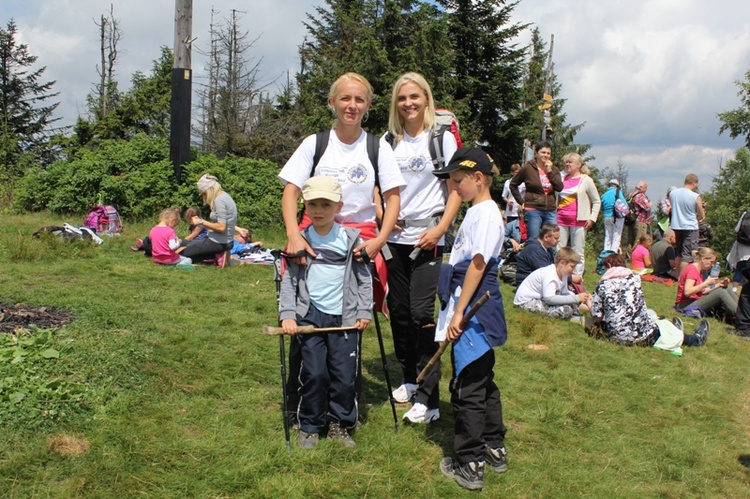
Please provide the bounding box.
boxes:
[328,421,355,448]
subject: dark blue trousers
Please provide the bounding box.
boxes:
[296,304,359,433]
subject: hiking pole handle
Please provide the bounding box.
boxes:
[416,290,491,383]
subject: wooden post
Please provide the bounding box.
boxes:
[541,34,554,142]
[170,0,193,184]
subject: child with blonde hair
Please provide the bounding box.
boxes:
[148,208,193,268]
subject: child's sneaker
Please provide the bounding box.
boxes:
[392,383,418,403]
[328,421,355,448]
[297,431,318,449]
[485,446,508,473]
[440,457,484,490]
[695,319,709,345]
[402,402,440,424]
[672,316,683,332]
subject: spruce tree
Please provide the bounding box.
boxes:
[0,20,60,177]
[437,0,527,167]
[295,0,453,137]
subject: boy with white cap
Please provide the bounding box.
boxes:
[279,176,372,449]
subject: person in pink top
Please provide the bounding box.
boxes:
[630,234,653,272]
[149,208,193,267]
[556,153,600,276]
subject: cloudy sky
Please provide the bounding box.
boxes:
[3,0,749,202]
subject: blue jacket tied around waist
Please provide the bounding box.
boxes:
[438,258,507,376]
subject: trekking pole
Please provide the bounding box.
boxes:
[416,290,491,383]
[271,249,292,452]
[361,249,399,432]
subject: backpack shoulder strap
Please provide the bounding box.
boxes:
[366,132,380,190]
[311,130,331,177]
[384,131,396,149]
[428,125,448,170]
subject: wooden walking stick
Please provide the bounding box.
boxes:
[262,325,360,336]
[416,290,491,383]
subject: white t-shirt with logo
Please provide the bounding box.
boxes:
[436,199,503,342]
[386,130,457,245]
[280,130,405,224]
[449,199,504,266]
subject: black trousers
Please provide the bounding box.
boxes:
[736,280,750,332]
[180,237,231,263]
[386,242,443,408]
[451,348,506,464]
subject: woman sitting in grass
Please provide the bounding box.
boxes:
[592,253,708,350]
[676,247,738,322]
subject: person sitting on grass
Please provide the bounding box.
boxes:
[148,208,193,269]
[513,247,591,319]
[630,234,653,273]
[279,176,372,450]
[513,223,559,286]
[591,253,708,351]
[727,266,750,340]
[651,229,678,280]
[676,247,738,322]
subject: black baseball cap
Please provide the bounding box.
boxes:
[433,147,496,178]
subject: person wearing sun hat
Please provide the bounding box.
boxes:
[181,173,238,267]
[600,178,629,253]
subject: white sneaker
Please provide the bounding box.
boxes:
[403,402,440,424]
[392,383,418,403]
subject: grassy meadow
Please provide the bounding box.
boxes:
[1,212,750,497]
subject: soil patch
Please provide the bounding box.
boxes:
[48,435,90,456]
[0,303,73,333]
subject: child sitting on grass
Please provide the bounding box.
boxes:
[279,176,372,450]
[432,147,509,491]
[513,247,591,319]
[630,234,653,272]
[148,208,193,268]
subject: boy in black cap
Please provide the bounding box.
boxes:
[433,147,509,490]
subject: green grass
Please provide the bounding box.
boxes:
[1,212,750,497]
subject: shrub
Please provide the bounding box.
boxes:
[12,135,285,230]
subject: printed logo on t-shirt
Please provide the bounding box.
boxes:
[347,164,368,184]
[539,171,552,194]
[408,155,427,173]
[453,227,465,251]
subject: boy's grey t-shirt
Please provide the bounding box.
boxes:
[209,192,237,244]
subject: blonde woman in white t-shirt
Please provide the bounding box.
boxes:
[280,72,404,263]
[382,72,462,425]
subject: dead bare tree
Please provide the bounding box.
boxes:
[93,4,121,120]
[194,8,269,157]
